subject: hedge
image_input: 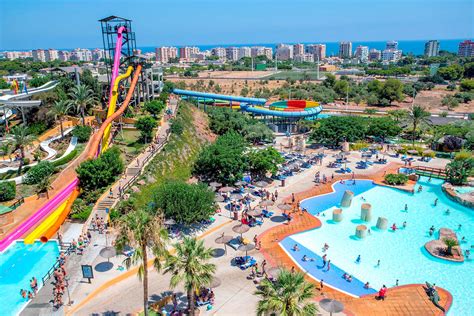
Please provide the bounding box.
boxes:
[385,173,409,185]
[52,149,78,167]
[0,181,16,201]
[24,161,55,185]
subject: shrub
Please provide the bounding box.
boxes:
[76,147,124,192]
[144,100,165,117]
[24,161,55,185]
[134,116,157,143]
[23,158,30,166]
[170,118,184,136]
[0,181,16,201]
[72,125,92,143]
[70,205,93,221]
[350,141,371,151]
[459,79,474,92]
[52,149,78,167]
[385,173,409,185]
[455,150,473,161]
[27,121,49,136]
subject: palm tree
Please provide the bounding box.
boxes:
[69,84,97,126]
[36,175,53,199]
[11,125,35,174]
[255,269,318,316]
[0,141,13,162]
[408,105,430,146]
[115,208,169,316]
[49,99,71,139]
[164,237,216,316]
[443,237,458,256]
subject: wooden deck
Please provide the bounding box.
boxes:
[258,165,452,315]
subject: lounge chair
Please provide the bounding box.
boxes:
[240,258,257,270]
[228,238,241,250]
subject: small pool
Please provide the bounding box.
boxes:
[281,177,473,315]
[398,167,416,174]
[0,241,59,315]
[454,186,474,195]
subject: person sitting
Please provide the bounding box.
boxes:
[302,255,308,261]
[342,273,348,280]
[347,275,353,282]
[364,282,370,289]
[292,244,300,251]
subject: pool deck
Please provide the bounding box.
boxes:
[258,165,453,315]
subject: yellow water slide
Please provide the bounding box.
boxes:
[101,66,134,153]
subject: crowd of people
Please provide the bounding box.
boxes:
[19,277,38,301]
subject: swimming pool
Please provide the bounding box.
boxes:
[281,177,473,315]
[455,186,474,195]
[0,241,59,315]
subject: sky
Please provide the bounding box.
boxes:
[0,0,473,50]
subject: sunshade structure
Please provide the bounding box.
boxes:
[215,234,233,254]
[235,180,247,186]
[219,186,235,193]
[319,298,344,316]
[209,182,222,188]
[254,181,269,188]
[214,195,225,202]
[278,203,292,211]
[164,218,176,226]
[99,246,117,262]
[259,200,274,207]
[246,209,262,217]
[232,224,250,239]
[238,243,255,257]
[230,193,244,200]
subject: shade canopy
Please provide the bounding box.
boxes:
[238,243,256,252]
[232,224,250,234]
[235,180,247,186]
[99,246,117,259]
[247,209,262,217]
[278,204,292,211]
[215,234,233,244]
[164,218,176,225]
[407,149,418,154]
[319,298,344,314]
[259,200,274,207]
[219,186,235,193]
[255,181,269,188]
[230,193,244,200]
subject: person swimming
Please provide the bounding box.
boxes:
[403,221,407,228]
[292,244,300,251]
[404,204,408,211]
[356,255,361,263]
[364,282,370,289]
[391,223,397,231]
[434,198,438,206]
[445,209,450,215]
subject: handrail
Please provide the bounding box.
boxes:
[10,197,25,210]
[41,242,75,286]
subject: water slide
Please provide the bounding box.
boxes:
[101,66,133,153]
[172,89,323,118]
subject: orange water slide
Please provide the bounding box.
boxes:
[87,64,143,160]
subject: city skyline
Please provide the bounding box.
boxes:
[0,0,472,50]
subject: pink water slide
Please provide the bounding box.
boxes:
[0,179,78,251]
[0,27,126,252]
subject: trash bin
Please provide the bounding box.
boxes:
[281,179,286,187]
[233,210,239,220]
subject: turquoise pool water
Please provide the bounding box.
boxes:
[455,186,474,195]
[0,241,59,315]
[283,177,473,315]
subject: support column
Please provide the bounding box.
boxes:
[361,203,372,221]
[356,225,367,239]
[333,209,343,222]
[341,190,354,207]
[376,217,388,230]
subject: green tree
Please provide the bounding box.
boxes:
[144,100,165,118]
[443,238,458,256]
[323,73,336,88]
[70,84,97,125]
[241,86,249,97]
[446,158,473,185]
[333,80,350,99]
[438,64,464,81]
[208,107,251,135]
[459,79,474,92]
[242,123,274,144]
[0,141,13,162]
[247,147,284,178]
[310,116,367,146]
[0,181,16,201]
[10,125,35,174]
[135,116,157,143]
[193,132,248,184]
[379,79,404,104]
[387,109,409,122]
[464,62,474,78]
[367,117,402,142]
[48,99,71,138]
[76,147,124,192]
[36,174,53,199]
[441,95,459,109]
[367,80,383,94]
[255,269,317,316]
[24,161,55,185]
[150,181,215,225]
[115,208,169,316]
[164,237,216,316]
[408,105,431,145]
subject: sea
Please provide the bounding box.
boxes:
[137,39,466,56]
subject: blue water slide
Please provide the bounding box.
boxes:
[240,103,323,118]
[172,89,266,105]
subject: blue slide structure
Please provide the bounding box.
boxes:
[172,89,323,119]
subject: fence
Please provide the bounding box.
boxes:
[414,166,447,179]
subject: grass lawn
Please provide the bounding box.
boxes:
[114,129,148,163]
[264,70,327,81]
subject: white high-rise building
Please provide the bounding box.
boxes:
[5,51,32,59]
[276,44,293,61]
[238,47,251,59]
[293,44,304,56]
[212,47,226,59]
[368,49,381,61]
[382,49,402,62]
[72,48,92,61]
[45,49,59,61]
[32,49,47,62]
[58,51,71,61]
[338,42,352,58]
[306,44,326,60]
[386,40,398,50]
[155,46,178,63]
[355,46,369,63]
[294,53,314,63]
[424,40,440,57]
[226,47,239,61]
[251,46,265,57]
[263,47,273,60]
[92,48,106,61]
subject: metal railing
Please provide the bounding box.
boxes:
[10,197,25,210]
[41,242,73,286]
